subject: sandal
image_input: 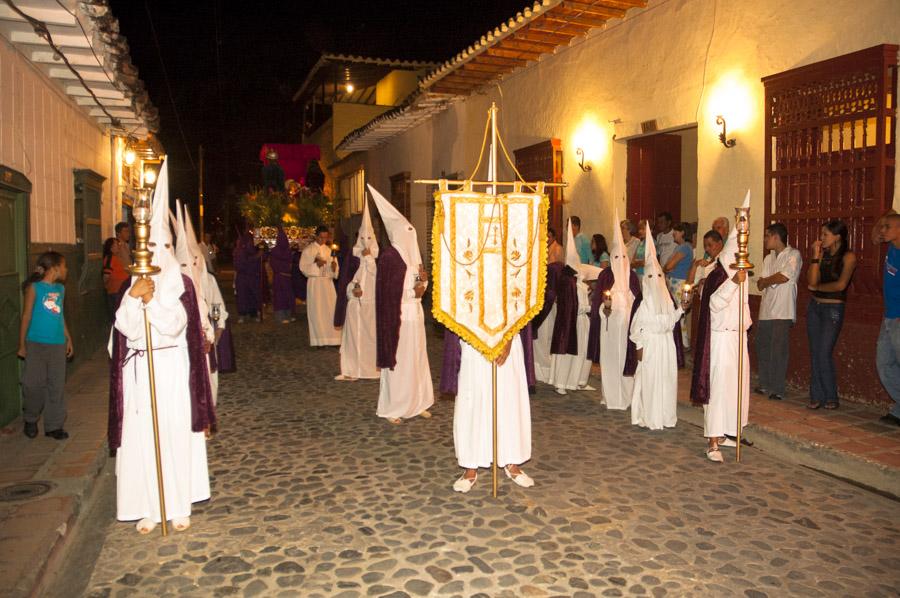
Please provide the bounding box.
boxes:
[173,517,191,532]
[453,472,477,493]
[706,447,724,463]
[387,418,403,425]
[806,401,822,410]
[136,518,157,535]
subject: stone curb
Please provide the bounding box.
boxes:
[676,402,900,498]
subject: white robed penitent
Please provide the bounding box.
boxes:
[533,301,556,384]
[113,162,210,523]
[300,238,340,346]
[339,196,379,379]
[630,223,683,430]
[548,219,600,393]
[369,185,434,419]
[600,208,636,410]
[705,192,752,438]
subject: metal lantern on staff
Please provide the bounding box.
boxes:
[127,187,169,536]
[729,197,753,462]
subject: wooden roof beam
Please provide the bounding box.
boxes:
[485,47,542,61]
[516,28,578,44]
[561,1,626,19]
[542,13,609,28]
[472,54,530,68]
[461,62,513,74]
[526,20,593,37]
[593,0,648,9]
[499,38,555,54]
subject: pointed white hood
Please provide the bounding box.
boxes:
[610,207,631,291]
[566,217,600,281]
[145,161,184,308]
[353,193,379,259]
[641,220,672,314]
[718,190,750,271]
[172,201,210,338]
[368,183,421,269]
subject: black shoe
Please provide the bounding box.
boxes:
[23,422,38,438]
[724,434,754,447]
[879,413,900,427]
[768,393,783,401]
[45,429,69,440]
[753,386,768,395]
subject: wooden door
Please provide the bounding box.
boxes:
[514,139,564,235]
[626,134,681,225]
[0,168,29,427]
[389,172,411,220]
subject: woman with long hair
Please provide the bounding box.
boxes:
[590,234,610,269]
[102,237,129,321]
[806,219,857,409]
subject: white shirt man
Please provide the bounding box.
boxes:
[299,227,340,346]
[755,224,802,400]
[655,213,676,268]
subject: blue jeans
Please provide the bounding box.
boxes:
[806,299,845,406]
[876,318,900,417]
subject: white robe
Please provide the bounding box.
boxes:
[340,255,378,379]
[533,304,556,384]
[599,288,635,410]
[204,272,228,405]
[113,294,210,523]
[630,303,683,430]
[704,278,751,438]
[454,336,531,468]
[376,271,434,419]
[548,280,592,391]
[300,242,340,346]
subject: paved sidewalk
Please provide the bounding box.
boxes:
[674,368,900,497]
[0,349,109,598]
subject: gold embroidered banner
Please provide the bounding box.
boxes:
[431,182,548,361]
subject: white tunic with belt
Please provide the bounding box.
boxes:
[705,278,751,438]
[340,254,379,379]
[299,242,340,346]
[548,279,592,391]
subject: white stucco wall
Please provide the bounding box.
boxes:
[360,0,900,271]
[0,37,114,244]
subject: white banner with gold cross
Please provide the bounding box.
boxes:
[431,181,548,362]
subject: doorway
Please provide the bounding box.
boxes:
[626,128,698,230]
[0,166,31,427]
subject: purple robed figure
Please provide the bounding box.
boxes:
[550,265,579,356]
[108,275,216,452]
[533,262,564,338]
[233,233,261,319]
[439,325,536,396]
[333,244,360,328]
[269,227,296,322]
[690,262,729,405]
[375,246,405,369]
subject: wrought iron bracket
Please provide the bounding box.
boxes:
[716,115,736,148]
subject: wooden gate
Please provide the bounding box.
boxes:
[514,139,564,235]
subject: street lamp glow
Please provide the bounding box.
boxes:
[345,82,354,93]
[123,146,136,166]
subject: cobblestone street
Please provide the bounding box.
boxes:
[82,306,900,598]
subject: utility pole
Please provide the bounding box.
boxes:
[198,144,205,237]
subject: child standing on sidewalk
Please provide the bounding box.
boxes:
[17,251,74,439]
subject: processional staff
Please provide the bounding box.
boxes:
[128,189,169,536]
[730,201,753,463]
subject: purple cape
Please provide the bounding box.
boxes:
[550,266,579,356]
[291,249,307,301]
[532,262,563,338]
[233,235,261,314]
[439,324,536,396]
[586,268,642,364]
[333,249,360,327]
[375,246,406,370]
[690,263,729,406]
[269,228,295,312]
[214,321,236,373]
[108,275,217,452]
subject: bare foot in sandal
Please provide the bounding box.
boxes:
[173,517,191,531]
[136,518,157,534]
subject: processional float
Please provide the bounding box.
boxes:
[418,103,566,497]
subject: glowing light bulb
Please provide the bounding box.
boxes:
[123,147,136,166]
[144,169,157,185]
[345,82,354,93]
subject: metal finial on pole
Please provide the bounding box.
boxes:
[129,188,168,536]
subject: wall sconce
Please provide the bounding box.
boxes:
[716,115,736,148]
[123,145,136,166]
[143,168,158,186]
[576,147,592,172]
[344,66,354,94]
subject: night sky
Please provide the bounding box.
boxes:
[110,0,527,233]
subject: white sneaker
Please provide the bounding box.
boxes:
[334,374,356,381]
[555,387,568,396]
[580,384,596,391]
[707,447,724,463]
[505,467,534,488]
[453,473,477,493]
[719,438,737,448]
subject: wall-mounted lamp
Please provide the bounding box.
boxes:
[123,145,136,166]
[344,66,354,94]
[576,147,592,172]
[716,115,736,148]
[143,168,158,186]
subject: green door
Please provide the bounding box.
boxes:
[0,179,28,427]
